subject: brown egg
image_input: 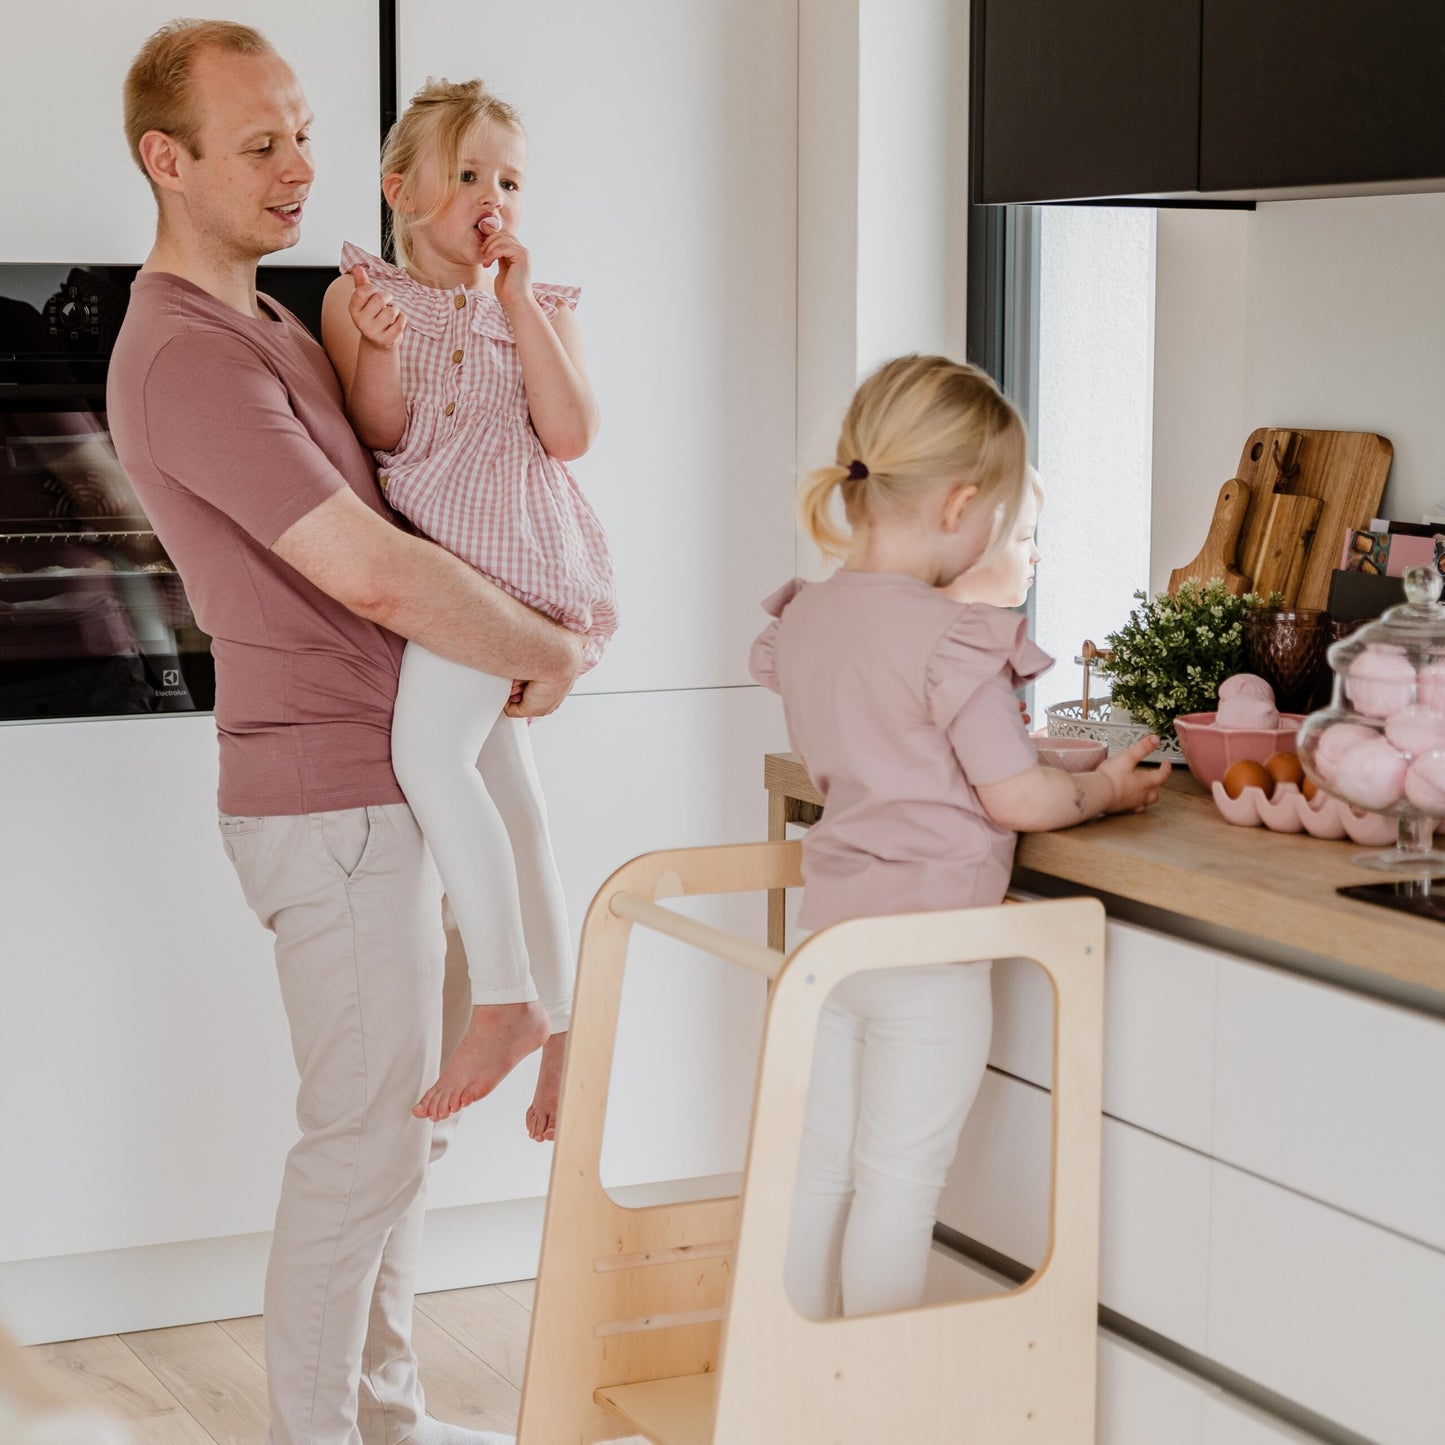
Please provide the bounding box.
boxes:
[1264,751,1305,790]
[1302,775,1319,801]
[1223,758,1274,799]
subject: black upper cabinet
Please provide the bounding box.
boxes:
[1200,0,1445,191]
[977,0,1201,204]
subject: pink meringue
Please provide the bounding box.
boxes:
[1417,663,1445,714]
[1384,703,1445,758]
[1314,721,1380,774]
[1218,673,1276,702]
[1215,695,1281,730]
[1344,643,1416,717]
[1404,750,1445,813]
[1329,734,1408,811]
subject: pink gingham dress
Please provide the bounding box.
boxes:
[340,243,617,668]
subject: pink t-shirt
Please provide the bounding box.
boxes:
[107,272,407,816]
[749,571,1052,930]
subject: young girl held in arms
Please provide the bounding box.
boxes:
[751,355,1166,1318]
[323,79,617,1137]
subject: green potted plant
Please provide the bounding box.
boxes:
[1098,580,1271,744]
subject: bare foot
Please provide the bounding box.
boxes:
[414,1000,550,1121]
[526,1030,568,1141]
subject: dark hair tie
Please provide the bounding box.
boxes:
[847,459,869,481]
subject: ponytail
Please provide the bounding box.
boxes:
[798,463,856,558]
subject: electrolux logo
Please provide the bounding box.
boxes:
[162,669,181,688]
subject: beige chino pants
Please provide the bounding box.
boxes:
[219,804,472,1445]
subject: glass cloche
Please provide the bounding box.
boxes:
[1297,567,1445,872]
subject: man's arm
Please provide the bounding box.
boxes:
[272,489,581,715]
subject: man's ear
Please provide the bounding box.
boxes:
[940,481,980,532]
[138,130,185,192]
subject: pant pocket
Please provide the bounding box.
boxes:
[315,807,378,882]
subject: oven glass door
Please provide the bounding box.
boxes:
[1,264,214,721]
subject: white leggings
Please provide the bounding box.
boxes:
[785,959,993,1319]
[390,641,573,1030]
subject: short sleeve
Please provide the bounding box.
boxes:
[946,675,1038,786]
[533,284,581,318]
[748,579,806,694]
[926,605,1053,786]
[143,331,351,548]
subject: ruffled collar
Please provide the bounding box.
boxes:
[339,242,579,341]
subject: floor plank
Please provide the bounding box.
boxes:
[494,1278,536,1312]
[408,1308,521,1434]
[417,1286,533,1391]
[26,1334,214,1445]
[214,1315,265,1371]
[121,1321,268,1445]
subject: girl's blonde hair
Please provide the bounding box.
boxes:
[799,355,1029,560]
[381,77,524,267]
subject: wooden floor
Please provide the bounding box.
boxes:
[25,1279,644,1444]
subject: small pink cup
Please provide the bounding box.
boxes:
[1034,737,1108,773]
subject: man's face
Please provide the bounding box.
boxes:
[172,48,315,261]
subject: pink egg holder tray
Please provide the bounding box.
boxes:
[1210,781,1441,842]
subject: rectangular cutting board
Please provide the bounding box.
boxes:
[1234,428,1392,610]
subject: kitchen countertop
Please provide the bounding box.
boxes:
[763,752,1445,996]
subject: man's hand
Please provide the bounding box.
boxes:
[347,264,406,351]
[505,632,584,719]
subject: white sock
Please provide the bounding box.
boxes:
[406,1420,514,1445]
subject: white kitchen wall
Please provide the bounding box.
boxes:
[398,0,797,694]
[2,1,381,264]
[1152,193,1445,591]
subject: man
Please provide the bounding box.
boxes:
[106,20,580,1445]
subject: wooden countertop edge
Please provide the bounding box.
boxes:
[763,752,1445,996]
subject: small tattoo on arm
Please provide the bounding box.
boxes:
[1073,781,1087,815]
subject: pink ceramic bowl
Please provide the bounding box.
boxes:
[1034,736,1108,773]
[1172,711,1307,788]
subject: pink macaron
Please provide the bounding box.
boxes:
[1214,695,1282,730]
[1384,703,1445,758]
[1330,734,1409,811]
[1344,644,1417,717]
[1405,750,1445,813]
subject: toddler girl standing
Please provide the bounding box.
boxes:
[322,78,616,1136]
[751,355,1166,1318]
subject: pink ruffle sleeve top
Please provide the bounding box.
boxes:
[750,571,1053,931]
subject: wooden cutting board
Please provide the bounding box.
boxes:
[1250,492,1323,603]
[1168,479,1251,595]
[1234,427,1392,610]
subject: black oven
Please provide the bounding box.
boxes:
[0,263,335,722]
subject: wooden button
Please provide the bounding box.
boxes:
[453,294,466,309]
[452,349,464,363]
[444,402,455,416]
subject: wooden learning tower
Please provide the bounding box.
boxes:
[517,840,1106,1445]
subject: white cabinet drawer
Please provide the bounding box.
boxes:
[939,1070,1213,1351]
[1208,1162,1445,1445]
[989,917,1217,1151]
[1213,956,1445,1249]
[1098,1334,1204,1445]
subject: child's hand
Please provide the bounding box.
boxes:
[1097,734,1172,814]
[347,264,407,351]
[482,230,533,311]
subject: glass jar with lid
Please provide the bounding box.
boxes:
[1297,566,1445,871]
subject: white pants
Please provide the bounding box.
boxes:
[785,958,993,1319]
[390,641,573,1031]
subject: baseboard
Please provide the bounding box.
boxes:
[2,1173,744,1346]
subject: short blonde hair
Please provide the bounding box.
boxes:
[123,20,275,177]
[381,77,525,267]
[799,355,1030,560]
